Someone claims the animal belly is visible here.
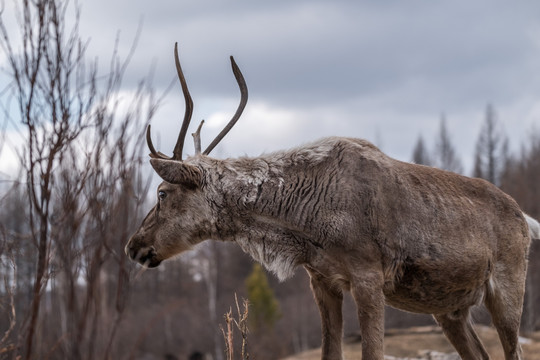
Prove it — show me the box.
[384,259,490,314]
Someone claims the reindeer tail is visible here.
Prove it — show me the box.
[524,213,540,240]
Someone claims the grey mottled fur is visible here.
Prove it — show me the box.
[126,136,535,360]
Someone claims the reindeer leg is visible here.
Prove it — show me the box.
[433,308,490,360]
[307,268,344,360]
[485,269,525,360]
[350,271,385,360]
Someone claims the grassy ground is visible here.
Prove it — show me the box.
[282,326,540,359]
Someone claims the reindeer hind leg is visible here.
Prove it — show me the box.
[433,308,490,360]
[484,269,525,360]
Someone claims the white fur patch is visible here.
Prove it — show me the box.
[236,237,297,281]
[524,213,540,240]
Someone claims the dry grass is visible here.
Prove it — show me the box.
[282,326,540,360]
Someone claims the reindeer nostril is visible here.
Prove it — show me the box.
[132,246,158,267]
[136,250,146,262]
[125,240,160,267]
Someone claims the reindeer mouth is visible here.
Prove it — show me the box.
[126,245,162,268]
[139,252,162,268]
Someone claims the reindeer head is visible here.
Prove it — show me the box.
[125,43,248,268]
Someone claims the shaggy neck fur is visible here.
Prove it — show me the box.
[193,137,370,280]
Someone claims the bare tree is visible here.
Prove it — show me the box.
[0,0,158,358]
[473,104,508,185]
[435,115,463,173]
[0,2,97,355]
[189,242,222,360]
[411,134,432,166]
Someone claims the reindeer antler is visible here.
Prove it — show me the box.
[203,56,248,155]
[147,43,193,160]
[172,42,194,160]
[146,44,248,161]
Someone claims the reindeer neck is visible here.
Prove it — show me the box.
[196,141,344,280]
[197,153,318,279]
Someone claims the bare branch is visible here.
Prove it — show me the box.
[0,258,17,352]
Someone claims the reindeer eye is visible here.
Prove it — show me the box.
[158,190,167,200]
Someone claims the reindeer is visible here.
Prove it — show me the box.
[126,44,538,360]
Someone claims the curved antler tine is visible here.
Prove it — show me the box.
[172,42,194,160]
[146,125,171,160]
[203,56,248,156]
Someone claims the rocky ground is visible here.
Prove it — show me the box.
[282,326,540,360]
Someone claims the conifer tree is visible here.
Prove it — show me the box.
[245,263,281,331]
[435,115,463,174]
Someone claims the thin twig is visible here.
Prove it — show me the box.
[220,309,234,360]
[234,295,250,360]
[220,294,250,360]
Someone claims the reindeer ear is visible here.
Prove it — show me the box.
[150,159,203,188]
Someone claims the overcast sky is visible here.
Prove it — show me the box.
[3,0,540,175]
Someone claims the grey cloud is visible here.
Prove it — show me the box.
[4,0,539,172]
[78,1,540,110]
